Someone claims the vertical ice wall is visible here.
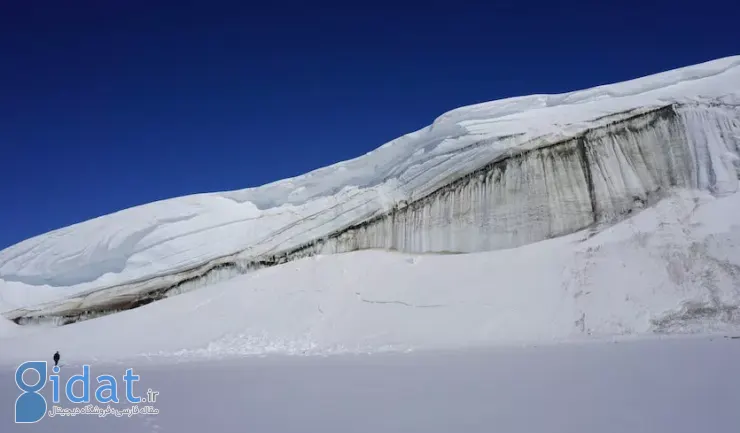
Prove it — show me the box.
[587,105,740,220]
[328,138,594,253]
[679,106,740,194]
[303,104,740,255]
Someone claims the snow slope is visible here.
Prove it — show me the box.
[0,188,738,362]
[1,56,739,311]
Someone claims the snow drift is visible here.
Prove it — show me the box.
[1,55,740,324]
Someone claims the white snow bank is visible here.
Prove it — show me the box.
[1,188,738,363]
[1,56,739,308]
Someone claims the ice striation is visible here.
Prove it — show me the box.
[2,56,740,325]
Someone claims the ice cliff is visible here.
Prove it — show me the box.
[2,55,740,324]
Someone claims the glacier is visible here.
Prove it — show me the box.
[1,187,740,362]
[1,55,740,324]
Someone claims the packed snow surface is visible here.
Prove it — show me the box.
[1,337,739,433]
[1,56,739,309]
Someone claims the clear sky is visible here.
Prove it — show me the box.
[1,0,738,250]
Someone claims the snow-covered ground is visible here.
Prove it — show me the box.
[1,187,738,363]
[1,55,739,311]
[2,336,739,433]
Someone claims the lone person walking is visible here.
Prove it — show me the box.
[53,351,60,367]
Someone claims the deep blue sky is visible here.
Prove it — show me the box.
[1,0,738,249]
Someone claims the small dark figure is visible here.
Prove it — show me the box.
[53,351,60,367]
